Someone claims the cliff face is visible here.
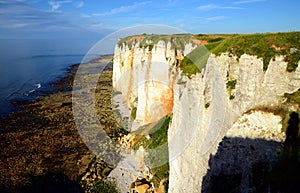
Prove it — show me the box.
[113,40,196,130]
[112,35,300,192]
[168,54,300,192]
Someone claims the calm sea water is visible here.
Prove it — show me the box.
[0,38,99,118]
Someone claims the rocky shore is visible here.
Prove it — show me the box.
[0,55,120,193]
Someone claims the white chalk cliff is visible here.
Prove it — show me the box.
[111,37,300,192]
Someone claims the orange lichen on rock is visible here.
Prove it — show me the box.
[160,87,174,116]
[126,49,135,106]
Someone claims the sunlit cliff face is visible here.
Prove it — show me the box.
[113,40,190,128]
[112,35,300,192]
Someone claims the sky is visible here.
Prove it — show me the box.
[0,0,299,39]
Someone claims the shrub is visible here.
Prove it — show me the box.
[205,103,210,108]
[226,80,237,90]
[130,106,137,120]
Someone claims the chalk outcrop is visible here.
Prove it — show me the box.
[168,53,300,192]
[113,40,196,131]
[111,35,300,193]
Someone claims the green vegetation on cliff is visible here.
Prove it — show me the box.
[178,32,300,77]
[195,32,300,72]
[132,116,171,150]
[180,45,210,77]
[226,79,237,100]
[132,116,171,190]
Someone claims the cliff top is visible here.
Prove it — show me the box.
[117,32,300,76]
[197,32,300,71]
[181,32,300,76]
[117,33,197,50]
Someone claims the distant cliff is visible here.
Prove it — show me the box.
[110,32,300,193]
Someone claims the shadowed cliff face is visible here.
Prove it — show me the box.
[285,112,300,144]
[201,137,281,193]
[269,112,300,193]
[202,112,300,193]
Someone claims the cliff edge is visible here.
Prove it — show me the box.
[110,32,300,193]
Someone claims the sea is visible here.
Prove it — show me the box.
[0,38,100,119]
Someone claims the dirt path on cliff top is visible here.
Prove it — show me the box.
[0,55,122,193]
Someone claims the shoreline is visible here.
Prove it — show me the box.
[1,62,80,121]
[0,55,115,193]
[1,53,114,121]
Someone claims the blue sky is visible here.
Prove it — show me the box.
[0,0,299,39]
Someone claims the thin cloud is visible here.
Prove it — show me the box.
[233,0,266,5]
[43,24,75,31]
[93,1,151,16]
[206,16,225,21]
[76,1,84,8]
[0,2,74,29]
[8,22,31,29]
[197,3,242,11]
[48,0,72,12]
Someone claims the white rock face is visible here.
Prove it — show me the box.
[111,40,196,192]
[168,56,231,193]
[168,54,300,193]
[226,110,285,142]
[168,58,229,192]
[113,41,181,130]
[108,148,146,193]
[112,38,300,193]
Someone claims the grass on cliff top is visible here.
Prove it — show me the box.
[117,33,195,50]
[195,32,300,72]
